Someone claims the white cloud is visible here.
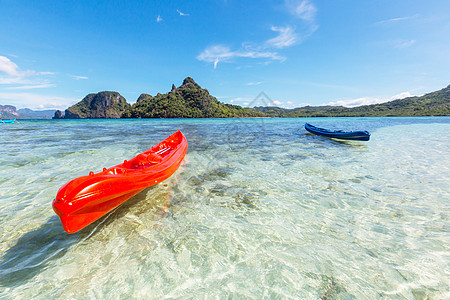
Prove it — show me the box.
[0,92,77,110]
[0,56,56,92]
[177,9,189,16]
[375,15,418,25]
[71,75,88,80]
[325,91,416,107]
[197,45,285,68]
[266,26,297,48]
[326,97,386,107]
[0,56,53,77]
[5,84,56,90]
[247,81,263,86]
[394,39,416,48]
[0,56,23,76]
[0,76,33,85]
[286,0,317,22]
[272,100,283,106]
[229,97,249,103]
[213,58,219,69]
[390,91,418,100]
[156,15,163,22]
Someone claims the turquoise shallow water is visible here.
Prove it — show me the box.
[0,117,449,299]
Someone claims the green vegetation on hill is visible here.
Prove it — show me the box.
[65,91,130,119]
[121,77,265,118]
[252,85,450,117]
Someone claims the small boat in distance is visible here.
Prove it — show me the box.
[305,123,370,141]
[0,111,18,124]
[53,130,188,233]
[1,119,18,124]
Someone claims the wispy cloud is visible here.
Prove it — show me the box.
[5,84,56,90]
[393,39,416,48]
[247,81,263,86]
[375,14,418,25]
[156,15,163,22]
[284,0,319,40]
[197,45,285,69]
[286,0,317,22]
[177,9,189,16]
[71,75,88,80]
[266,26,297,48]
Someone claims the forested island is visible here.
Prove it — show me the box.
[53,91,130,119]
[121,77,262,118]
[49,79,450,119]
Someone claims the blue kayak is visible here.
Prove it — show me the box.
[305,123,370,141]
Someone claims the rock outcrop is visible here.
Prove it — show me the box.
[64,91,131,119]
[52,110,64,119]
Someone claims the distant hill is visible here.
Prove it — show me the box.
[122,77,264,118]
[18,108,56,119]
[0,105,56,119]
[61,91,131,119]
[252,85,450,117]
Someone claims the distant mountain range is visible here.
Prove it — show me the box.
[2,80,449,120]
[0,105,56,119]
[251,85,450,117]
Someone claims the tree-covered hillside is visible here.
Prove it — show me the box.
[252,85,450,117]
[122,77,265,118]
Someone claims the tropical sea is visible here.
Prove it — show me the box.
[0,117,449,299]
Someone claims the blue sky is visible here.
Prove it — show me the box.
[0,0,449,110]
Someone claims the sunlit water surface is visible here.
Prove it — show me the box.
[0,117,449,299]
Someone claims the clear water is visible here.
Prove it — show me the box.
[0,117,449,299]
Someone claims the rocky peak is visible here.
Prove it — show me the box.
[137,93,152,102]
[52,110,64,119]
[182,77,198,87]
[64,91,130,119]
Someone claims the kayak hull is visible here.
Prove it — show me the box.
[53,130,188,233]
[1,119,17,124]
[305,123,370,141]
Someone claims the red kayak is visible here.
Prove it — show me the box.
[53,130,188,233]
